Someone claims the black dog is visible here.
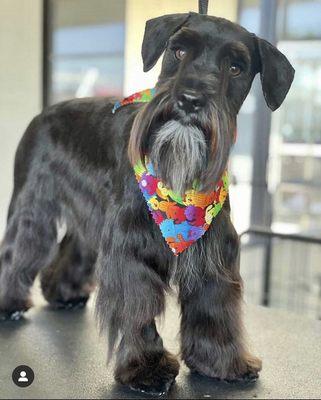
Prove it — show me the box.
[0,12,294,396]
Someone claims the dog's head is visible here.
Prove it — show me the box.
[128,12,295,194]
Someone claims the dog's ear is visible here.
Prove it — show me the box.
[257,37,295,111]
[142,13,190,72]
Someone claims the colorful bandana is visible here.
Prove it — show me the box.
[113,89,229,255]
[112,88,156,113]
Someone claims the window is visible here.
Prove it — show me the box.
[273,1,321,235]
[238,0,321,318]
[238,0,260,34]
[271,37,321,235]
[45,0,126,105]
[277,0,321,40]
[237,0,321,234]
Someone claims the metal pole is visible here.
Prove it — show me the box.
[250,0,277,228]
[250,0,278,306]
[262,236,272,306]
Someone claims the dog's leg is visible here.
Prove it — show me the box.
[40,234,96,310]
[96,237,179,396]
[114,320,179,396]
[0,195,59,321]
[178,224,262,382]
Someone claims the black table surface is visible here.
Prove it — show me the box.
[0,290,320,399]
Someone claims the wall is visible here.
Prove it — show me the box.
[123,0,238,95]
[0,0,43,235]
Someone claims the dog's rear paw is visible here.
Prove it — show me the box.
[0,309,27,322]
[49,296,89,310]
[0,299,32,322]
[116,351,179,397]
[41,273,94,311]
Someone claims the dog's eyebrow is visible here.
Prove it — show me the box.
[223,41,251,64]
[169,28,203,50]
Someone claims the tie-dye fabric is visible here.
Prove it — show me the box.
[113,88,229,255]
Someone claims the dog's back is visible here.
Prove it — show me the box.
[10,96,139,225]
[0,95,141,314]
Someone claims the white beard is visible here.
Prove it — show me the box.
[150,120,207,194]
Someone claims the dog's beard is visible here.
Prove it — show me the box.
[150,120,207,194]
[128,86,235,194]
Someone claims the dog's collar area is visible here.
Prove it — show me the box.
[114,88,229,255]
[112,88,156,113]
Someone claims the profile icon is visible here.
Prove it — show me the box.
[12,365,34,387]
[18,370,28,382]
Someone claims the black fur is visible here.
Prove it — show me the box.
[0,12,294,395]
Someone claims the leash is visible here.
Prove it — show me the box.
[198,0,209,15]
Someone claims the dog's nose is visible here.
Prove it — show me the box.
[177,92,205,113]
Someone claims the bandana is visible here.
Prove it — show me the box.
[113,89,229,255]
[112,88,156,113]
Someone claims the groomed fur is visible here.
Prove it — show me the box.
[128,77,236,194]
[150,120,207,194]
[0,11,294,396]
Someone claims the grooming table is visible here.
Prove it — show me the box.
[0,288,320,399]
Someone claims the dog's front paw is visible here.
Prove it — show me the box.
[227,354,262,383]
[186,353,262,383]
[221,354,262,383]
[129,378,174,397]
[116,351,180,397]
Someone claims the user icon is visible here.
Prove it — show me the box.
[18,371,28,382]
[12,365,34,387]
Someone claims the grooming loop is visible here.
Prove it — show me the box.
[198,0,209,15]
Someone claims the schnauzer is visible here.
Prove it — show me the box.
[0,12,294,396]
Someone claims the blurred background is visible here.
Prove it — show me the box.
[0,0,320,318]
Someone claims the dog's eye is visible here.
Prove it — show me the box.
[175,49,186,60]
[229,63,242,76]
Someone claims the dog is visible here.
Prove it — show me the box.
[0,12,294,396]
